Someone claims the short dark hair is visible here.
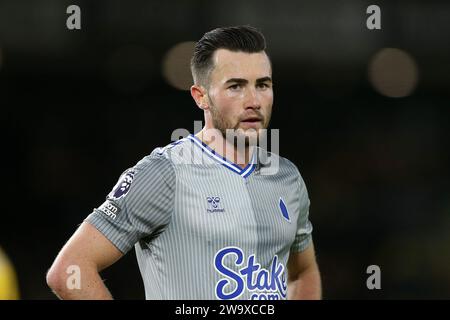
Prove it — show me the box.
[191,25,267,86]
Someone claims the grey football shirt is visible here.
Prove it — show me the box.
[85,134,313,300]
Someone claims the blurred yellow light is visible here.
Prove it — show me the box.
[0,247,20,300]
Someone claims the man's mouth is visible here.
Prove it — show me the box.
[239,117,263,131]
[240,117,262,123]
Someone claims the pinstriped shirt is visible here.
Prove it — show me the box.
[85,134,313,300]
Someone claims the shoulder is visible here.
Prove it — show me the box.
[257,148,308,190]
[279,156,302,179]
[114,140,184,188]
[257,148,301,178]
[133,136,194,169]
[131,151,175,177]
[148,136,196,165]
[126,136,198,177]
[280,157,309,197]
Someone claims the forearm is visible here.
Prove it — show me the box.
[47,264,113,300]
[287,266,322,300]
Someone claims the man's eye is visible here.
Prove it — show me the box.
[228,84,242,90]
[257,83,270,89]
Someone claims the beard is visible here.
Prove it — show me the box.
[208,99,271,148]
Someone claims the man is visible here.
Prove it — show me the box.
[46,25,321,300]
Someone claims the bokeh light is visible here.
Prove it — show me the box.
[368,48,419,98]
[162,41,195,91]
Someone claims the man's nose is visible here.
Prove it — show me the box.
[244,87,261,109]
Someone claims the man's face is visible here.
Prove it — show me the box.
[205,49,273,143]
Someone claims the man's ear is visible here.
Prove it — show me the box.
[190,84,209,110]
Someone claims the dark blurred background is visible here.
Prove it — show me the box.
[0,0,449,299]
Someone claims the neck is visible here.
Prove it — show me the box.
[195,128,254,169]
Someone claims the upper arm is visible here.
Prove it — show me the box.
[50,222,123,274]
[290,166,313,252]
[85,156,176,253]
[287,243,318,281]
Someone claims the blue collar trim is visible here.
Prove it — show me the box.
[187,134,256,178]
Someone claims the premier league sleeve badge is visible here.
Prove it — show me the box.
[108,169,136,201]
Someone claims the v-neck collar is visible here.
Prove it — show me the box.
[187,134,257,179]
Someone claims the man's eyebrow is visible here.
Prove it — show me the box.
[225,78,248,85]
[224,77,272,85]
[256,77,272,83]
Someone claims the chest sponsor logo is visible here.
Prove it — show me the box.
[214,246,287,300]
[207,196,225,213]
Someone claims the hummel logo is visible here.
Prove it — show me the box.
[207,196,225,213]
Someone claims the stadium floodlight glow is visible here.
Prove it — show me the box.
[368,48,419,98]
[162,41,196,91]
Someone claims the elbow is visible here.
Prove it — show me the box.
[46,258,79,298]
[47,258,96,299]
[46,263,66,296]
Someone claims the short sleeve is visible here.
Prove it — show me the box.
[85,155,176,254]
[290,171,313,253]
